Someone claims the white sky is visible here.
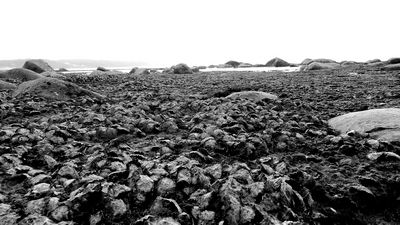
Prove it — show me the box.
[0,0,399,66]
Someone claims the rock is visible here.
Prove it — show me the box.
[150,197,182,217]
[208,65,216,68]
[162,68,174,74]
[97,66,109,72]
[367,61,385,67]
[88,70,122,76]
[151,217,181,225]
[306,58,337,65]
[366,59,381,64]
[197,66,207,69]
[172,63,193,74]
[367,152,400,161]
[50,205,70,221]
[129,67,139,74]
[57,68,68,72]
[225,60,240,68]
[384,63,400,71]
[0,68,44,81]
[225,91,278,101]
[58,165,79,178]
[134,68,150,75]
[300,58,312,65]
[40,72,65,78]
[199,210,215,224]
[18,214,56,225]
[190,67,200,73]
[217,64,233,68]
[0,203,20,225]
[240,205,256,224]
[32,183,51,195]
[204,164,222,180]
[328,108,400,141]
[137,175,154,193]
[265,57,290,67]
[26,198,46,214]
[238,63,253,68]
[349,185,375,206]
[156,178,176,197]
[12,77,105,100]
[388,57,400,64]
[0,80,17,90]
[304,62,341,71]
[109,199,127,217]
[22,59,55,73]
[341,61,358,66]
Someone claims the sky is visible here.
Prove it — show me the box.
[0,0,399,67]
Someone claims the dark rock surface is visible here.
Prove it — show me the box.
[1,66,400,224]
[266,57,290,67]
[0,68,44,81]
[22,59,55,73]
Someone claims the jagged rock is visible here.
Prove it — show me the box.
[225,91,278,101]
[109,199,127,217]
[137,175,154,193]
[0,80,17,90]
[23,59,55,73]
[32,183,51,195]
[329,108,400,141]
[199,210,215,225]
[12,77,105,100]
[204,164,222,180]
[0,68,43,81]
[266,57,290,67]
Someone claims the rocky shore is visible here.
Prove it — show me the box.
[1,60,400,224]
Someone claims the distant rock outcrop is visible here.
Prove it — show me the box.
[0,80,17,90]
[304,58,337,65]
[366,59,381,64]
[238,63,253,68]
[129,67,139,74]
[97,67,110,72]
[265,57,290,67]
[58,68,68,72]
[217,64,233,68]
[301,58,313,65]
[12,77,105,100]
[172,63,193,74]
[225,61,241,68]
[0,68,44,81]
[22,59,55,73]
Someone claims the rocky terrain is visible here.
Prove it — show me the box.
[1,64,400,224]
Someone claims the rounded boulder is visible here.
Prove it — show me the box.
[226,91,278,101]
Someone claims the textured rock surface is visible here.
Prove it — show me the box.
[22,59,55,73]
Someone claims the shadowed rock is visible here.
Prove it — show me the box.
[329,108,400,141]
[238,63,253,68]
[266,57,290,67]
[226,91,278,101]
[0,68,44,81]
[388,57,400,64]
[384,63,400,71]
[22,59,55,73]
[0,80,17,90]
[12,77,105,100]
[134,68,150,75]
[172,63,193,74]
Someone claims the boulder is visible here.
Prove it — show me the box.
[97,67,109,72]
[388,57,400,64]
[384,63,400,71]
[304,62,341,71]
[328,108,400,142]
[366,59,381,64]
[129,67,139,74]
[190,67,200,73]
[0,80,17,90]
[12,77,105,100]
[306,58,337,65]
[226,91,278,101]
[265,57,290,67]
[301,58,313,65]
[172,63,193,74]
[238,63,253,68]
[341,61,358,66]
[162,68,174,74]
[254,64,266,67]
[225,60,240,68]
[197,66,207,69]
[57,68,68,72]
[0,68,44,81]
[134,68,150,75]
[208,65,216,68]
[367,62,385,67]
[22,59,55,73]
